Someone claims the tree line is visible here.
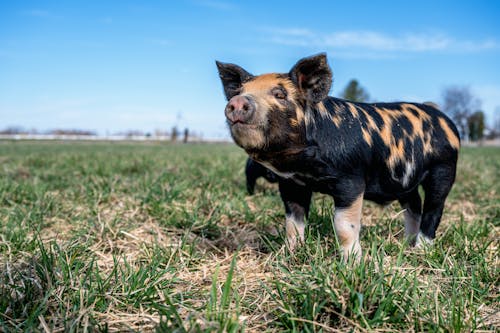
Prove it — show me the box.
[0,126,196,143]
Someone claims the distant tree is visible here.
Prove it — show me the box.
[483,108,500,140]
[50,129,96,136]
[123,130,144,138]
[467,111,485,141]
[155,129,168,137]
[442,86,481,142]
[171,126,179,142]
[341,79,370,103]
[494,107,500,139]
[0,126,25,134]
[183,128,189,143]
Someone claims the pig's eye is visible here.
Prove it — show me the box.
[272,89,287,100]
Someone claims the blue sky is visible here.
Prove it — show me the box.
[1,0,499,138]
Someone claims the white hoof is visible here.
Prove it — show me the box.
[415,232,433,248]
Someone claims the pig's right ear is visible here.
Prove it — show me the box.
[216,61,253,100]
[289,53,332,104]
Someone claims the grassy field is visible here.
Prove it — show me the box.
[0,141,498,332]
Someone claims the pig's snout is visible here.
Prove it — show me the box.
[225,96,255,124]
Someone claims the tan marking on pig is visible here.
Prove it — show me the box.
[404,104,432,121]
[295,106,305,125]
[357,106,380,147]
[374,107,413,170]
[347,102,359,118]
[400,104,435,156]
[423,132,433,155]
[374,107,396,147]
[243,74,298,99]
[242,74,281,92]
[242,74,303,126]
[387,138,406,168]
[334,194,363,261]
[361,108,378,132]
[316,101,329,117]
[362,128,372,146]
[401,105,432,140]
[316,101,343,127]
[331,115,343,128]
[289,118,299,127]
[439,117,460,149]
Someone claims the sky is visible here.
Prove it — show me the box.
[1,0,499,138]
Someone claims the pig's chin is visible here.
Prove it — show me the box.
[230,123,266,150]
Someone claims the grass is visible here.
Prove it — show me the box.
[0,140,498,332]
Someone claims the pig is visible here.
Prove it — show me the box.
[245,157,279,195]
[216,54,459,261]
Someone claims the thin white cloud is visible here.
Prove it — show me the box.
[149,38,172,46]
[266,28,499,53]
[21,9,61,19]
[23,9,50,17]
[324,31,451,51]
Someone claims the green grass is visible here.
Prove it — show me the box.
[0,141,498,332]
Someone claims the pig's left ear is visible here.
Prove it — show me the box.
[216,61,254,100]
[289,53,332,104]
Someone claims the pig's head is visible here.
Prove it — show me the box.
[216,54,332,152]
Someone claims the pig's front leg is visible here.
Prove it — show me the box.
[333,193,364,262]
[279,179,312,251]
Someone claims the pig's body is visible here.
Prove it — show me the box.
[217,54,459,260]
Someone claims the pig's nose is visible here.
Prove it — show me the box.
[225,96,255,124]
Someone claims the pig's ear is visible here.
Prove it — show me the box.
[216,61,253,100]
[289,53,332,104]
